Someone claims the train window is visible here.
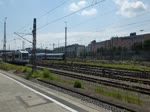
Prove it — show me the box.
[15,54,19,58]
[22,53,28,59]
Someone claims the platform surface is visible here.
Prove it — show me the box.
[0,71,109,112]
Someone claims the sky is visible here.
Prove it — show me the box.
[0,0,150,50]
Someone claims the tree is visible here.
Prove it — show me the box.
[113,47,116,52]
[143,39,150,51]
[118,46,122,52]
[123,47,127,52]
[131,42,143,51]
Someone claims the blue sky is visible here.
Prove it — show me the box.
[0,0,150,50]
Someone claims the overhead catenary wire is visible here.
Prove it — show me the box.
[54,26,150,48]
[37,0,106,30]
[27,8,150,49]
[49,19,150,47]
[68,8,118,30]
[7,0,150,50]
[68,9,150,32]
[63,9,150,45]
[6,0,71,41]
[20,0,70,32]
[66,18,150,41]
[37,0,70,19]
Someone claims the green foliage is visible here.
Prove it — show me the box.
[16,66,22,72]
[32,70,43,78]
[25,70,32,80]
[48,73,58,80]
[95,86,141,105]
[43,68,50,78]
[43,68,58,80]
[21,66,28,73]
[0,62,7,70]
[97,47,104,54]
[0,63,24,71]
[117,46,122,51]
[74,80,82,88]
[131,39,150,51]
[143,39,150,50]
[131,42,143,51]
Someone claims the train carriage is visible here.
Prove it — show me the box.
[46,53,65,60]
[5,50,29,65]
[30,53,65,60]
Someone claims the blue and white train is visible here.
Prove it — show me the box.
[29,53,65,60]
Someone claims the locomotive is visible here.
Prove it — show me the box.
[0,50,29,65]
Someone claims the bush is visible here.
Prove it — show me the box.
[21,67,28,73]
[0,63,7,70]
[43,68,50,78]
[42,68,58,80]
[49,73,58,80]
[32,70,42,78]
[25,70,32,80]
[74,80,82,88]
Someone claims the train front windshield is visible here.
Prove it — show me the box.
[22,53,28,60]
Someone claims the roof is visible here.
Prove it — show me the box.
[16,50,29,53]
[46,53,64,56]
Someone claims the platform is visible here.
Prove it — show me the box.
[0,70,108,112]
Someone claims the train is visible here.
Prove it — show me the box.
[29,53,65,60]
[0,50,65,65]
[0,50,29,65]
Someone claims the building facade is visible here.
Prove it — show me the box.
[87,33,150,52]
[54,44,85,58]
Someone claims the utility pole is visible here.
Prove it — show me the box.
[3,17,7,61]
[58,41,59,53]
[53,43,55,50]
[65,22,67,62]
[22,41,25,50]
[32,18,36,72]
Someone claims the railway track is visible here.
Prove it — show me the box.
[36,61,150,85]
[36,78,148,112]
[35,66,150,95]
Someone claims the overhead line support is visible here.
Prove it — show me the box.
[32,18,37,72]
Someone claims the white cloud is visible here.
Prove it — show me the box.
[81,8,97,16]
[68,0,97,16]
[78,1,87,7]
[69,0,87,12]
[114,0,147,17]
[69,3,80,12]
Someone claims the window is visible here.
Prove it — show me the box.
[15,54,19,58]
[22,53,28,59]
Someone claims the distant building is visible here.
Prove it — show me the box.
[86,40,97,53]
[25,47,52,54]
[54,44,85,58]
[87,33,150,52]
